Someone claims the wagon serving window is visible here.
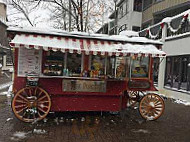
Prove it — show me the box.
[67,53,82,76]
[131,56,149,78]
[90,55,106,77]
[107,56,130,78]
[43,51,64,76]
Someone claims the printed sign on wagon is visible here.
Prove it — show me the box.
[63,79,106,92]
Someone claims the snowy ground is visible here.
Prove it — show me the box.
[0,93,190,142]
[1,71,190,142]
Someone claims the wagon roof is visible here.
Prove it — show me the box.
[8,27,166,57]
[7,27,163,45]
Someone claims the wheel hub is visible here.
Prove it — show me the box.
[27,96,37,108]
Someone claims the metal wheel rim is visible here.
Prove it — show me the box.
[127,91,139,107]
[12,87,51,123]
[139,93,164,121]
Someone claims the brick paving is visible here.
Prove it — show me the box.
[0,71,12,94]
[0,96,190,142]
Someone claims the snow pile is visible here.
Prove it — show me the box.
[33,129,46,134]
[81,117,85,122]
[119,30,139,37]
[0,91,8,96]
[12,33,165,56]
[59,117,64,122]
[146,116,155,121]
[0,82,12,92]
[43,118,48,123]
[131,129,150,134]
[11,131,28,140]
[162,17,172,23]
[9,67,14,73]
[6,118,13,122]
[174,99,190,106]
[7,85,13,97]
[0,0,6,5]
[8,26,162,45]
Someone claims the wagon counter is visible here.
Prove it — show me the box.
[8,27,166,122]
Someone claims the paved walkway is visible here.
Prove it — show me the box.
[0,96,190,142]
[0,71,12,94]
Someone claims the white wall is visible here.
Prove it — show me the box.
[158,33,190,102]
[129,11,142,28]
[164,34,190,56]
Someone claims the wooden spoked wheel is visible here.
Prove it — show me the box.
[139,93,164,121]
[127,91,139,107]
[12,87,51,123]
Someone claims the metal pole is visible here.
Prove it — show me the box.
[69,0,71,32]
[114,0,117,35]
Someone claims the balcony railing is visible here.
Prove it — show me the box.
[139,9,190,40]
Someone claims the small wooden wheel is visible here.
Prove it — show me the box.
[139,93,164,121]
[127,91,140,107]
[12,87,51,123]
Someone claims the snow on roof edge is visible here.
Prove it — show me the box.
[7,27,163,45]
[0,0,6,5]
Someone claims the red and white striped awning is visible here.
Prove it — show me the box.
[10,34,166,57]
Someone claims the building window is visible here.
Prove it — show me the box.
[118,4,124,19]
[143,0,152,10]
[164,55,190,91]
[154,0,163,3]
[142,20,152,30]
[126,0,129,14]
[181,57,188,90]
[132,26,141,32]
[165,57,172,87]
[134,0,142,12]
[119,24,128,33]
[172,57,180,89]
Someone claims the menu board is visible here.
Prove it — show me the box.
[18,48,42,77]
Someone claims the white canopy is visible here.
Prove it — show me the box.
[10,32,166,57]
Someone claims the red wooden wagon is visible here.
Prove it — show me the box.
[7,27,166,122]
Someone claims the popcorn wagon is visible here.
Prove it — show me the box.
[8,27,166,122]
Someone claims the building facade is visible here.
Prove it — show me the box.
[97,0,190,35]
[142,0,190,29]
[139,9,190,101]
[0,0,12,70]
[97,0,142,35]
[97,0,190,101]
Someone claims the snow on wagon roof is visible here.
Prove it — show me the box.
[8,27,166,57]
[7,27,163,45]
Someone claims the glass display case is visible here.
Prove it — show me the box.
[131,56,149,78]
[43,51,64,76]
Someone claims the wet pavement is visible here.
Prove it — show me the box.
[0,71,12,94]
[0,94,190,142]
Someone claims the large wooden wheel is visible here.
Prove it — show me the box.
[127,91,140,107]
[12,87,51,123]
[139,93,164,121]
